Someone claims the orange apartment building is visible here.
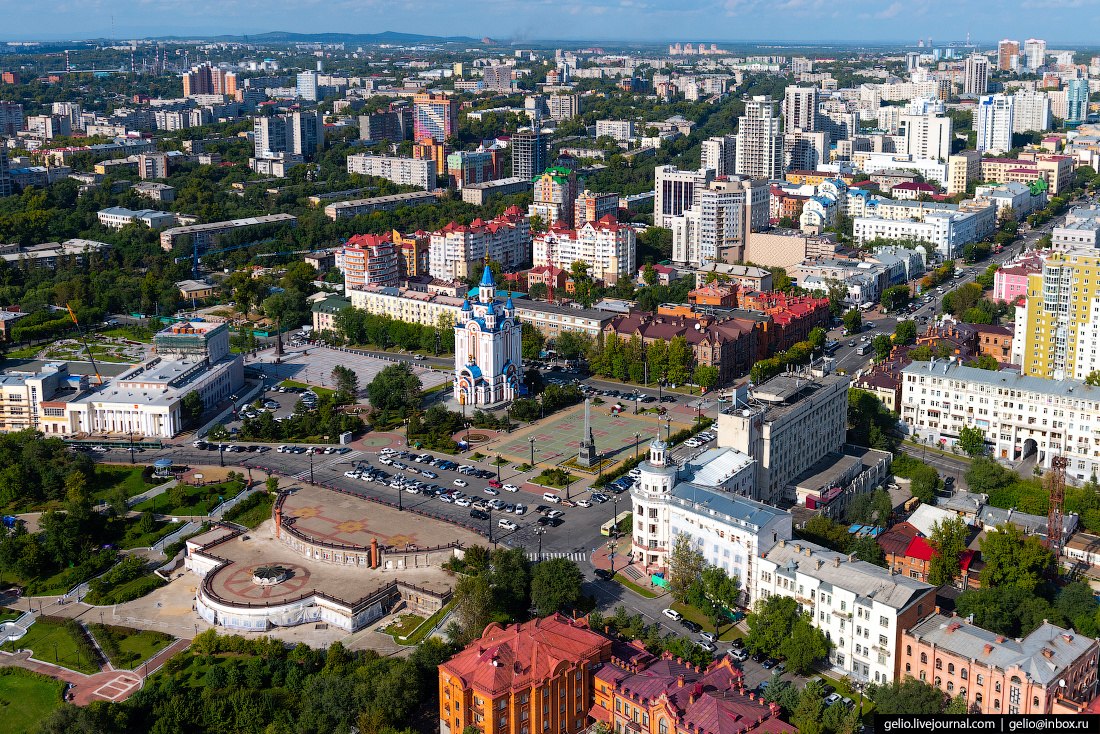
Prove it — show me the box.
[974,324,1014,363]
[395,229,430,277]
[688,283,738,308]
[903,613,1100,714]
[592,647,794,734]
[438,615,611,734]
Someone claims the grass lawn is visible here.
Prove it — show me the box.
[397,600,455,646]
[133,481,244,516]
[531,470,581,489]
[118,518,177,549]
[223,492,274,529]
[99,326,154,342]
[0,668,65,734]
[3,345,42,359]
[279,380,336,401]
[670,602,743,642]
[90,465,164,503]
[0,608,19,623]
[87,624,173,670]
[0,617,100,675]
[384,613,425,640]
[84,572,166,606]
[614,574,659,599]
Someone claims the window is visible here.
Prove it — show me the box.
[976,674,984,686]
[921,652,928,664]
[906,663,911,673]
[880,616,889,627]
[906,645,912,657]
[948,663,955,675]
[1033,697,1040,709]
[659,721,668,734]
[935,658,942,670]
[961,669,968,681]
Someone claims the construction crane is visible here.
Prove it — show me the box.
[1047,455,1068,555]
[65,304,104,386]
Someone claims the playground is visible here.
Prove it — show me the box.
[484,401,691,472]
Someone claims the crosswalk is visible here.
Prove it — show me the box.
[293,450,364,480]
[527,551,588,562]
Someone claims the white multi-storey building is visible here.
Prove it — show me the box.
[595,119,636,144]
[899,111,952,161]
[97,207,176,230]
[1024,39,1047,71]
[653,166,714,228]
[428,206,531,282]
[783,86,819,134]
[901,360,1100,481]
[532,216,636,283]
[700,135,737,176]
[1011,90,1053,134]
[346,154,437,190]
[754,539,936,685]
[963,54,990,96]
[853,200,996,259]
[454,265,523,407]
[669,177,769,267]
[736,96,783,180]
[975,95,1015,155]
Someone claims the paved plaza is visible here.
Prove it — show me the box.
[484,402,691,470]
[252,346,450,395]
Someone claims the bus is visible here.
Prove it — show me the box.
[601,511,632,536]
[824,340,840,356]
[860,302,876,312]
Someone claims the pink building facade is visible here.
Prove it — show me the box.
[992,253,1044,302]
[902,613,1099,715]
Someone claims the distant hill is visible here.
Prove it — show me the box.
[153,31,481,44]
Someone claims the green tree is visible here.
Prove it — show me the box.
[968,354,999,370]
[791,682,825,734]
[181,391,204,427]
[778,614,830,675]
[366,363,422,419]
[868,677,947,714]
[692,364,720,391]
[642,263,658,286]
[451,574,494,645]
[957,425,986,457]
[979,524,1056,592]
[850,535,887,567]
[265,476,279,494]
[881,285,911,312]
[872,334,893,361]
[945,694,971,714]
[667,533,705,603]
[927,517,969,586]
[745,595,799,657]
[553,331,591,361]
[894,320,917,345]
[666,336,692,385]
[530,558,584,616]
[695,565,740,636]
[842,309,863,334]
[1087,371,1100,387]
[521,322,545,360]
[331,365,359,405]
[910,465,941,504]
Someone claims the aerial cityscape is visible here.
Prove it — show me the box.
[1,10,1100,733]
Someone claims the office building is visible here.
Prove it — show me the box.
[903,613,1099,715]
[669,177,769,266]
[438,614,610,734]
[853,201,996,259]
[412,93,458,143]
[341,233,401,290]
[653,165,715,228]
[717,371,849,504]
[593,649,795,734]
[783,86,819,134]
[1024,39,1047,71]
[529,167,580,228]
[735,96,783,180]
[446,150,500,189]
[900,359,1100,481]
[532,215,636,283]
[0,101,23,136]
[510,128,549,181]
[628,435,788,587]
[755,539,936,685]
[900,110,953,161]
[998,40,1020,71]
[574,190,619,227]
[1066,79,1090,124]
[700,135,736,176]
[963,54,990,96]
[346,154,436,190]
[975,94,1015,155]
[548,94,580,120]
[1012,90,1053,133]
[428,207,531,281]
[359,108,412,142]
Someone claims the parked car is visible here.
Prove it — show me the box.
[497,519,518,531]
[680,620,701,634]
[662,608,682,621]
[697,641,717,653]
[502,484,519,492]
[825,693,842,707]
[453,479,468,487]
[543,492,562,503]
[700,631,717,643]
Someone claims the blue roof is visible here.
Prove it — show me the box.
[505,296,514,309]
[462,364,483,379]
[461,298,472,311]
[480,264,495,287]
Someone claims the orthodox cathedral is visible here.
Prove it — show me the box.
[454,264,524,406]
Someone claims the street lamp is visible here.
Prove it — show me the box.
[128,430,135,464]
[665,418,672,441]
[219,445,225,467]
[634,433,640,460]
[529,437,536,469]
[565,478,573,501]
[487,507,493,545]
[309,450,314,484]
[495,457,501,483]
[534,526,545,562]
[607,537,617,575]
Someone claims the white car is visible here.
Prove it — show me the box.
[576,500,592,508]
[502,484,519,492]
[662,608,682,621]
[439,494,454,503]
[455,497,472,507]
[453,479,468,487]
[543,492,562,503]
[514,504,528,515]
[484,487,500,496]
[497,519,518,531]
[344,471,360,479]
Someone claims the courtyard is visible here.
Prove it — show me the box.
[251,346,450,395]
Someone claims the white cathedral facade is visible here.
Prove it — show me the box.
[454,265,524,407]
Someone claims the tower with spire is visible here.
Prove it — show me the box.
[454,260,523,407]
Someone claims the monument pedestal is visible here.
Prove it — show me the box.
[575,397,599,468]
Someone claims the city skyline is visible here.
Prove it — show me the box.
[5,0,1100,45]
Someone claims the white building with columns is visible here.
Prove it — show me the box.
[453,264,523,407]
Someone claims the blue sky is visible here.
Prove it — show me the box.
[4,0,1100,44]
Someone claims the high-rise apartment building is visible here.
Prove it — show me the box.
[700,135,737,176]
[427,207,530,281]
[138,153,169,180]
[0,145,10,198]
[817,104,858,142]
[1066,78,1090,124]
[574,190,619,227]
[1024,39,1047,71]
[998,39,1020,71]
[782,86,818,134]
[735,95,783,180]
[653,165,714,228]
[963,54,990,96]
[1012,90,1053,133]
[1020,248,1100,381]
[529,167,580,228]
[359,108,412,142]
[0,101,23,136]
[548,94,580,120]
[412,93,458,143]
[341,233,401,291]
[296,71,319,101]
[899,110,952,161]
[254,111,323,160]
[182,63,234,97]
[482,65,513,92]
[974,94,1014,155]
[346,154,437,190]
[946,150,981,195]
[510,128,548,181]
[670,177,769,266]
[783,130,830,171]
[532,216,636,283]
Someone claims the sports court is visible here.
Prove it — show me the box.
[485,401,691,470]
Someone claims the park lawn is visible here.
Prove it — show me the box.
[278,380,336,401]
[0,608,19,623]
[90,465,163,503]
[99,326,154,342]
[397,600,455,646]
[3,344,42,359]
[531,470,581,489]
[87,624,173,670]
[84,572,166,606]
[223,493,274,529]
[670,602,742,642]
[0,617,100,675]
[384,613,425,640]
[118,518,177,550]
[0,668,65,734]
[614,574,659,599]
[133,481,244,516]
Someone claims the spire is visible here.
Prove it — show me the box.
[480,263,495,287]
